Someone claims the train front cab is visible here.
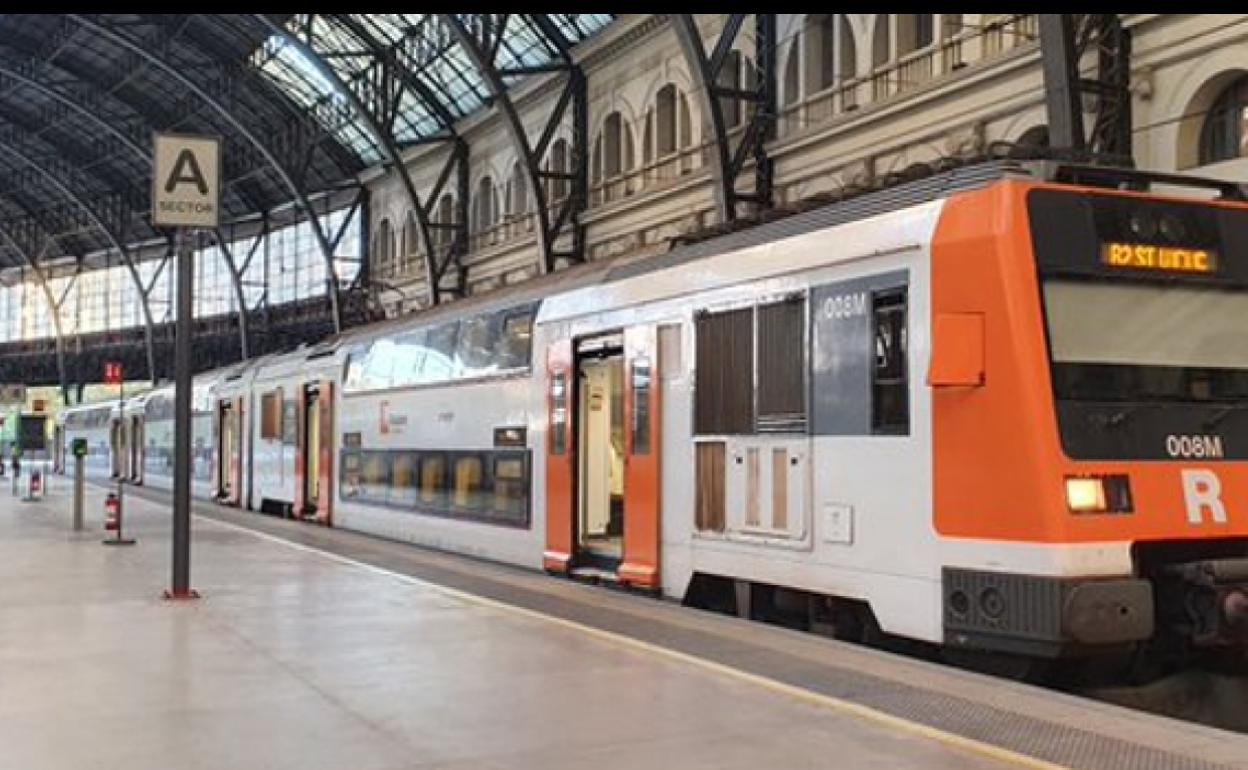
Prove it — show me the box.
[544,324,662,589]
[931,176,1248,660]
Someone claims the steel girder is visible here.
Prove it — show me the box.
[0,226,69,399]
[326,14,471,304]
[0,44,275,226]
[444,14,589,274]
[71,14,348,332]
[1039,14,1133,167]
[256,14,465,308]
[0,142,159,384]
[674,14,777,223]
[0,87,254,366]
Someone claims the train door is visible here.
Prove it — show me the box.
[110,417,123,478]
[130,415,143,484]
[295,381,334,524]
[216,399,243,504]
[545,327,661,588]
[576,339,625,568]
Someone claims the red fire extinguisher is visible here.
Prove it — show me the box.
[104,492,120,531]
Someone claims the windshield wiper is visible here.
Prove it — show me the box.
[1203,404,1241,431]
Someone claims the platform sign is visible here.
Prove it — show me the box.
[0,384,25,405]
[152,133,221,229]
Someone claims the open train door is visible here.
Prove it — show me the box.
[215,397,243,505]
[130,414,143,484]
[543,338,575,574]
[619,325,661,589]
[109,416,122,478]
[295,380,334,525]
[544,327,661,590]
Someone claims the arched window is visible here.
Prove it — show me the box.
[718,51,747,128]
[435,194,455,248]
[782,41,800,107]
[545,139,569,203]
[897,14,935,57]
[373,218,393,277]
[1200,76,1248,165]
[872,14,889,69]
[506,161,528,219]
[403,212,421,274]
[592,112,634,184]
[802,14,856,96]
[472,176,496,234]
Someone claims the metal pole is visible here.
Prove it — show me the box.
[168,226,198,599]
[73,453,84,531]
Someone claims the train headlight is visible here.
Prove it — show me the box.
[1065,477,1106,512]
[1064,474,1133,514]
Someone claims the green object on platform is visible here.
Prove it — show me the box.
[71,438,88,458]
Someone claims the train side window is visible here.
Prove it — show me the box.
[260,389,282,440]
[756,296,807,433]
[391,329,428,389]
[631,359,652,455]
[422,321,461,383]
[418,453,448,508]
[550,371,568,455]
[340,450,362,500]
[390,452,418,508]
[499,310,534,370]
[694,307,755,434]
[361,451,392,503]
[492,454,528,522]
[871,288,909,434]
[452,454,485,511]
[457,314,501,379]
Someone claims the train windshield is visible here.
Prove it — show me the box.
[1043,278,1248,402]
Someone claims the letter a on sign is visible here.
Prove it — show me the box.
[152,133,221,229]
[165,150,209,195]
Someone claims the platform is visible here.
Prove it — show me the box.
[0,485,1245,770]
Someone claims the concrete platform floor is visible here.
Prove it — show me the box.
[0,484,1018,770]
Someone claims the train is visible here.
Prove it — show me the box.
[55,160,1248,674]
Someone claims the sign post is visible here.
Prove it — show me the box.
[102,361,134,545]
[153,132,221,600]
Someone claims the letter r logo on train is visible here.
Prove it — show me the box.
[1182,469,1228,525]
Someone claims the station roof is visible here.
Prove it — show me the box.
[0,13,614,270]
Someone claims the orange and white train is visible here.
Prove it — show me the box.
[59,161,1248,664]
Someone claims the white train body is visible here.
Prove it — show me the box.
[65,169,1248,660]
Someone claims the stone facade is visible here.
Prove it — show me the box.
[364,14,1248,315]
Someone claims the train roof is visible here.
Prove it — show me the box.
[213,158,1248,372]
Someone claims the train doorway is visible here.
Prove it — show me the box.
[110,418,124,478]
[217,400,239,503]
[130,415,143,483]
[295,381,333,525]
[302,384,321,518]
[576,344,626,568]
[541,325,661,589]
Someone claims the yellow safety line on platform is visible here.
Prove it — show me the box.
[195,513,1071,770]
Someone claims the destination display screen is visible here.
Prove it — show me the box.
[1028,188,1248,284]
[1100,242,1217,274]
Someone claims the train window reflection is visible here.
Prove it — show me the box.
[360,451,392,502]
[419,454,447,507]
[390,453,417,507]
[453,455,485,510]
[457,315,500,378]
[493,455,527,517]
[423,322,461,381]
